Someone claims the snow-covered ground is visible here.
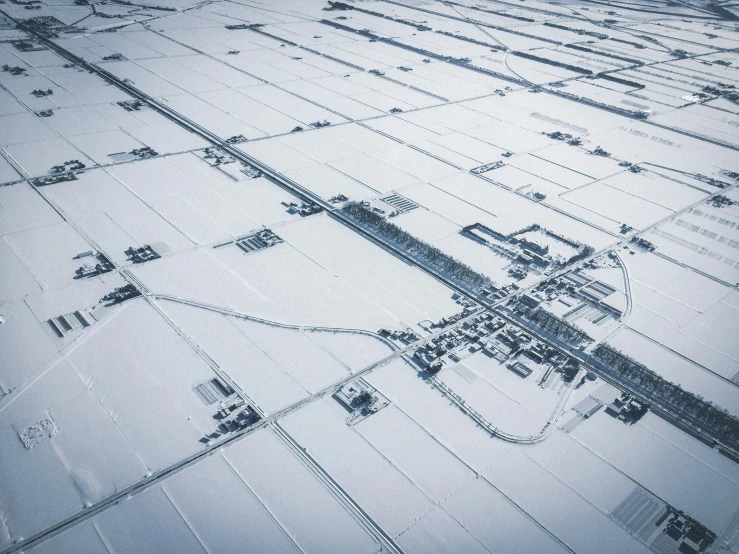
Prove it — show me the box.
[1,0,738,551]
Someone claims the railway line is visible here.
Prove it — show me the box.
[272,423,404,554]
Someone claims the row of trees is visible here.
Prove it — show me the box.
[551,89,649,119]
[543,21,609,40]
[511,51,593,75]
[523,307,592,346]
[322,21,477,68]
[596,74,645,89]
[463,3,535,23]
[593,345,739,451]
[564,45,643,66]
[435,30,506,51]
[325,2,431,31]
[341,203,493,292]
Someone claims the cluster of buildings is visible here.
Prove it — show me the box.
[378,327,419,345]
[283,200,322,217]
[226,134,248,144]
[470,160,505,174]
[100,284,141,304]
[483,280,523,301]
[708,194,736,209]
[235,228,283,254]
[208,397,259,440]
[201,147,235,166]
[74,251,114,279]
[412,313,503,370]
[630,236,657,251]
[47,309,92,339]
[544,130,583,146]
[519,267,623,334]
[130,146,158,159]
[483,325,532,361]
[192,379,261,443]
[2,64,26,75]
[12,39,44,52]
[587,383,649,426]
[199,148,262,178]
[409,305,572,385]
[33,171,77,186]
[334,379,389,425]
[486,328,568,384]
[522,189,548,203]
[463,222,590,279]
[240,163,262,178]
[51,159,85,173]
[660,511,715,554]
[382,193,418,214]
[125,244,162,264]
[605,394,649,424]
[19,417,58,450]
[328,194,348,204]
[117,99,146,111]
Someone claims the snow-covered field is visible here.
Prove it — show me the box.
[1,0,738,551]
